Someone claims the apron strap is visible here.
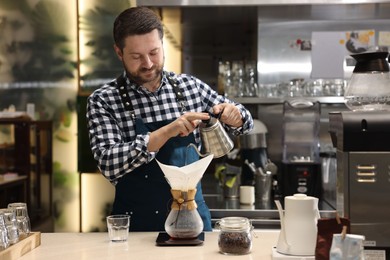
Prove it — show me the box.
[167,76,187,113]
[109,75,136,120]
[113,74,187,119]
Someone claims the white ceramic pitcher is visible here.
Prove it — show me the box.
[275,194,320,256]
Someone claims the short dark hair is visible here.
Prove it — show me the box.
[113,7,164,50]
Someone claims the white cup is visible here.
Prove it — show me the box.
[26,103,35,120]
[106,215,130,242]
[239,186,255,205]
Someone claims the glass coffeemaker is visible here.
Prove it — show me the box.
[280,100,322,199]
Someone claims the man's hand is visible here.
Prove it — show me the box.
[171,112,210,137]
[212,103,242,127]
[147,112,210,152]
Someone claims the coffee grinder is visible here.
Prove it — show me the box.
[240,119,269,186]
[329,51,390,256]
[280,100,322,199]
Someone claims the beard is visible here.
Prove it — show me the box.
[125,63,163,86]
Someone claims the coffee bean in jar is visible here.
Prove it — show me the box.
[216,217,253,255]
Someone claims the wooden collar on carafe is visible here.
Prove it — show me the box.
[170,189,197,210]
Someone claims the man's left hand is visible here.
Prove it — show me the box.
[212,103,243,128]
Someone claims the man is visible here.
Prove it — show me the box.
[86,6,253,232]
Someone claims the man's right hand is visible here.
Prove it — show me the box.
[170,112,210,137]
[147,112,210,152]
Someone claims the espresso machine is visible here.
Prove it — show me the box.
[329,111,390,254]
[280,100,322,199]
[329,51,390,256]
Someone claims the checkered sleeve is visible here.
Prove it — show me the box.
[86,88,155,185]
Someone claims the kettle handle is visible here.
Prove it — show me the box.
[217,108,225,120]
[202,108,225,124]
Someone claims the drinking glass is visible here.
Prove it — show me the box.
[259,83,278,97]
[8,202,31,238]
[304,79,324,97]
[106,215,130,242]
[0,208,19,244]
[0,214,10,250]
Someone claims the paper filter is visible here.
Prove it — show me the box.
[157,154,214,191]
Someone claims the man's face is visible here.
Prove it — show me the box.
[115,29,164,86]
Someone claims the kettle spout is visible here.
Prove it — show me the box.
[187,143,210,158]
[275,200,291,253]
[275,200,285,226]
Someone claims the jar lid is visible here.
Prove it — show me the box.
[217,217,252,231]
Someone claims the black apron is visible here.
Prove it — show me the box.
[111,74,212,231]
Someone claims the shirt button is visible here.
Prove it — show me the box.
[129,212,133,215]
[155,211,159,214]
[145,175,148,178]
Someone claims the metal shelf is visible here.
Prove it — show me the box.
[137,0,388,7]
[231,96,345,104]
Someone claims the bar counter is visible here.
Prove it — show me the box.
[19,230,280,260]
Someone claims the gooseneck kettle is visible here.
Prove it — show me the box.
[198,111,234,158]
[275,194,320,256]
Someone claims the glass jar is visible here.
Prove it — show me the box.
[216,217,253,255]
[344,51,390,111]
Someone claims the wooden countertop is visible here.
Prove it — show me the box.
[18,231,280,260]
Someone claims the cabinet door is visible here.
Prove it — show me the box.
[29,121,53,225]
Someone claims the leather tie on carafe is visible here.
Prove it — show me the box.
[170,189,197,210]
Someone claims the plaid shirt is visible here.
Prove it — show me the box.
[86,70,253,185]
